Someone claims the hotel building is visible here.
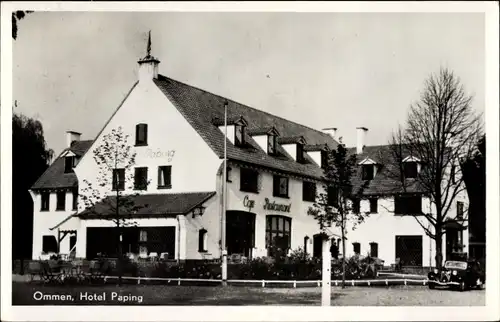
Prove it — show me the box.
[29,45,468,267]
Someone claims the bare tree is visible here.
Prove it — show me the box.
[308,139,368,288]
[389,67,483,269]
[79,126,149,285]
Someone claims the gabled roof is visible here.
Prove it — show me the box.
[278,135,307,145]
[304,143,329,152]
[154,75,338,180]
[348,144,426,196]
[78,191,216,219]
[247,126,281,137]
[31,140,94,190]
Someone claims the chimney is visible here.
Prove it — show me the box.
[356,127,368,154]
[137,31,160,82]
[66,131,81,148]
[322,127,337,139]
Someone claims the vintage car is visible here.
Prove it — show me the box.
[428,260,485,291]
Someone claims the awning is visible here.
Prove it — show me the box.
[77,191,216,219]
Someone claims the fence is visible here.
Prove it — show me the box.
[101,275,429,288]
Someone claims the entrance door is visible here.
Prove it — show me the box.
[226,211,255,258]
[395,235,422,267]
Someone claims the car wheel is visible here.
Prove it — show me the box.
[459,281,466,292]
[428,282,435,289]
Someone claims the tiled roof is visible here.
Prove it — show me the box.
[277,136,307,145]
[154,75,338,180]
[304,143,329,152]
[348,144,426,196]
[78,191,216,219]
[31,140,94,190]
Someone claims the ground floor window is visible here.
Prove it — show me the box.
[86,226,176,260]
[370,242,378,258]
[395,235,422,266]
[42,235,57,253]
[352,242,361,255]
[198,229,208,252]
[265,215,291,258]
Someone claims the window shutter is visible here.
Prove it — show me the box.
[143,124,148,144]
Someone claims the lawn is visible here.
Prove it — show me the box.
[12,282,485,306]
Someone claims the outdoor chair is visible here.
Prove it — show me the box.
[41,261,63,284]
[27,261,43,282]
[78,260,96,284]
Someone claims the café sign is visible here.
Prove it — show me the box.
[243,196,291,213]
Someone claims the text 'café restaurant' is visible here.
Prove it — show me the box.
[30,47,342,262]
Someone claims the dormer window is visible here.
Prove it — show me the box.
[235,124,245,147]
[362,164,374,180]
[267,134,276,155]
[64,156,76,173]
[402,156,421,179]
[359,158,378,180]
[403,162,418,179]
[296,143,305,163]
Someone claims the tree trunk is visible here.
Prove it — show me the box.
[341,226,346,289]
[117,224,123,286]
[435,231,443,269]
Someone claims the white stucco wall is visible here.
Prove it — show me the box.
[75,79,221,197]
[223,165,322,258]
[31,190,80,259]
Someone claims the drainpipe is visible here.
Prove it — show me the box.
[176,216,181,262]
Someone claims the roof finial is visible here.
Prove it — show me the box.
[147,30,152,57]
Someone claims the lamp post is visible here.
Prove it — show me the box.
[321,234,332,306]
[221,100,228,286]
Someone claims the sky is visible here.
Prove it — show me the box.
[13,12,485,157]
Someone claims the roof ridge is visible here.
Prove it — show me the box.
[158,74,335,141]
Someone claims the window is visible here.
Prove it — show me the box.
[304,236,310,255]
[56,191,66,211]
[327,186,338,207]
[352,242,361,255]
[112,168,125,191]
[457,201,464,219]
[240,168,259,193]
[352,198,360,214]
[158,166,172,189]
[265,215,291,257]
[41,192,50,211]
[273,175,289,198]
[321,150,328,169]
[134,167,148,190]
[198,229,208,252]
[42,235,58,253]
[139,230,148,242]
[226,166,232,182]
[394,195,422,215]
[135,123,148,146]
[267,135,276,155]
[72,189,78,210]
[302,181,316,202]
[296,143,305,163]
[369,198,378,214]
[362,164,374,180]
[403,162,418,179]
[370,242,378,258]
[64,156,75,173]
[235,124,245,147]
